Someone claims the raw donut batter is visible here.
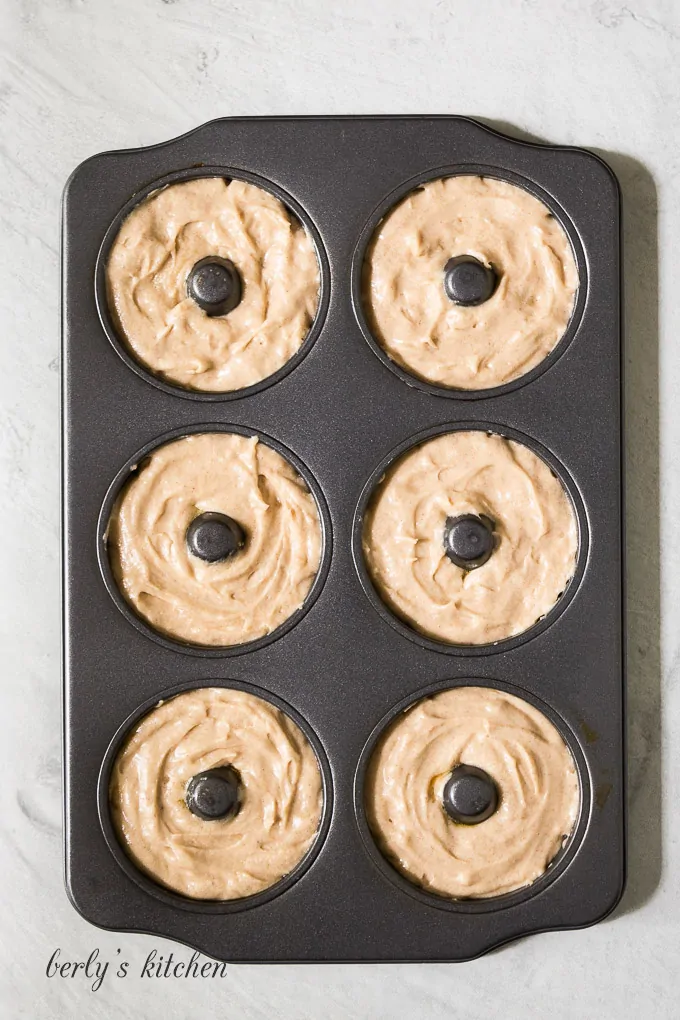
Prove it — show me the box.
[363,175,578,390]
[362,430,577,645]
[110,687,323,900]
[365,686,580,899]
[106,177,320,392]
[107,432,322,646]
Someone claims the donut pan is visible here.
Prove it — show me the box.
[62,116,624,962]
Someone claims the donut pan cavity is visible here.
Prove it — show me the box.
[95,165,331,401]
[62,116,623,962]
[96,423,333,657]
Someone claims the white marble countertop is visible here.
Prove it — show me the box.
[1,0,677,1015]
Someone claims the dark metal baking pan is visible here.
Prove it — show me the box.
[62,116,624,962]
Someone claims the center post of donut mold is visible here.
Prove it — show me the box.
[186,256,243,318]
[185,765,242,821]
[442,764,500,824]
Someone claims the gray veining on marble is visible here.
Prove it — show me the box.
[1,0,678,1016]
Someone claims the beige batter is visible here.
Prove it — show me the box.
[106,177,320,392]
[366,686,580,899]
[363,175,578,390]
[110,687,323,900]
[108,432,322,647]
[362,430,577,645]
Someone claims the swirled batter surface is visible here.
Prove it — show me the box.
[363,175,578,390]
[110,687,323,900]
[366,686,580,899]
[108,432,322,646]
[362,431,577,645]
[106,177,320,392]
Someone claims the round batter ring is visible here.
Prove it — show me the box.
[352,422,587,656]
[98,680,332,912]
[355,680,588,911]
[97,424,332,658]
[95,166,330,401]
[353,166,584,399]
